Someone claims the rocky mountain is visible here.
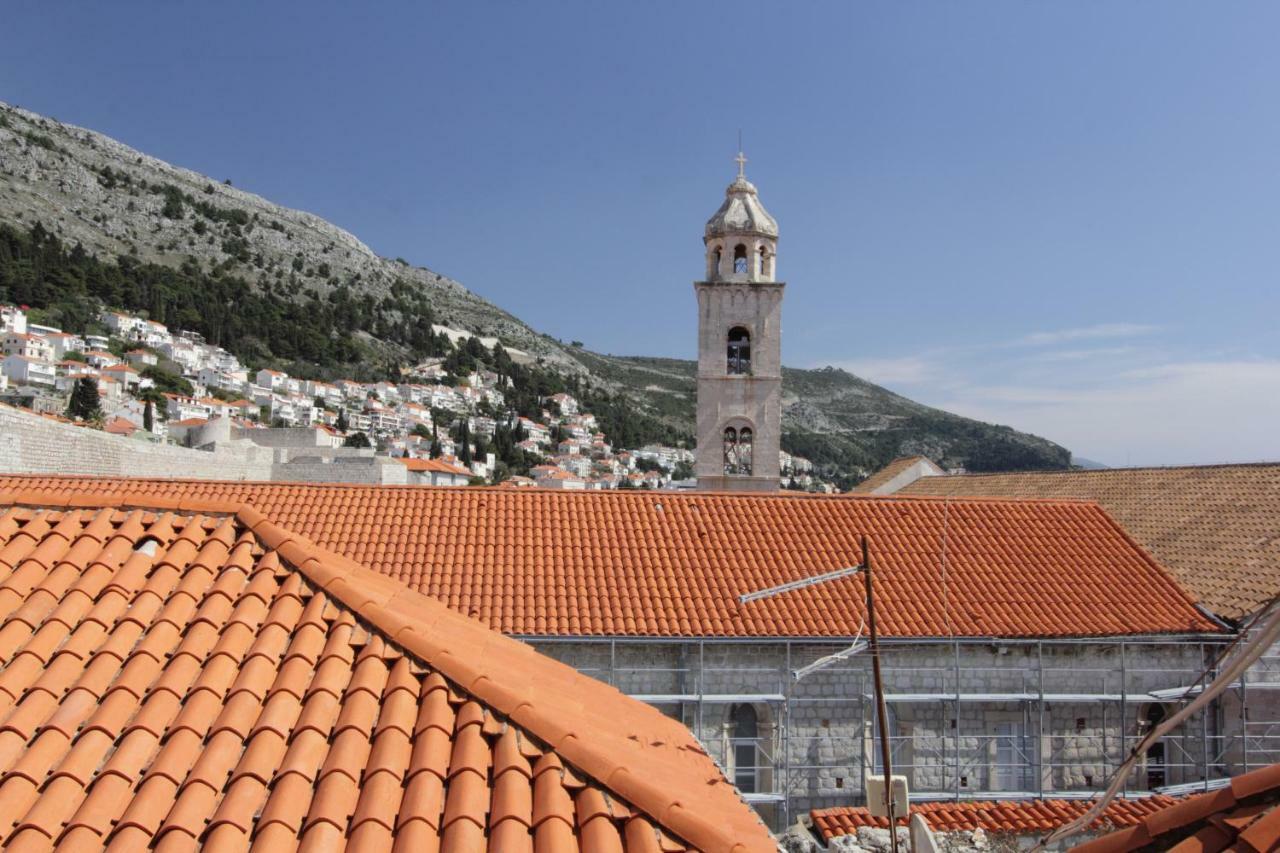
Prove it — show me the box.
[0,102,575,369]
[0,101,1071,485]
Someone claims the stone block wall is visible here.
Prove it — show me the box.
[528,637,1229,830]
[0,405,408,485]
[0,404,273,480]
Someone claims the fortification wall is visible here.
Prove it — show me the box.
[0,404,272,480]
[0,405,405,484]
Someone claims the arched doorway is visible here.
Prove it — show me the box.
[1145,704,1167,789]
[731,703,760,793]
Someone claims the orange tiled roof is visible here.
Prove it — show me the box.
[0,477,1221,640]
[811,797,1182,840]
[899,462,1280,620]
[1070,763,1280,852]
[396,458,472,476]
[101,417,137,437]
[0,492,773,852]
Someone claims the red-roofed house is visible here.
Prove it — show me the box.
[396,456,472,486]
[2,331,53,361]
[102,415,139,437]
[1,354,56,387]
[99,362,142,390]
[82,349,120,369]
[124,347,158,367]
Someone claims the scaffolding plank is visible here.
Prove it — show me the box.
[629,693,787,704]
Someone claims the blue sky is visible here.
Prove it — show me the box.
[2,2,1277,466]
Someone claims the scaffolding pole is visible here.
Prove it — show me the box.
[954,638,962,798]
[533,634,1266,829]
[1038,641,1045,798]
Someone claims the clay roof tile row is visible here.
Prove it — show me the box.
[814,766,1280,852]
[0,494,773,852]
[811,797,1183,840]
[899,462,1280,620]
[0,476,1222,639]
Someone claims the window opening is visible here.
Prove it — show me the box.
[723,426,753,476]
[727,327,751,375]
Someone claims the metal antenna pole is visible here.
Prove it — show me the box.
[864,535,900,853]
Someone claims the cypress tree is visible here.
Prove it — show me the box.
[66,377,102,421]
[459,420,473,465]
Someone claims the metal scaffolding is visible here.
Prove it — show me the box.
[528,634,1280,829]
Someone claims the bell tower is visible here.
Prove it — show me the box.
[694,151,784,492]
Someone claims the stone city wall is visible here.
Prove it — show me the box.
[0,404,272,480]
[0,405,408,484]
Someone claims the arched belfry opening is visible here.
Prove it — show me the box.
[727,327,751,375]
[723,425,753,476]
[694,148,783,491]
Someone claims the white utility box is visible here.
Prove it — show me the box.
[866,774,909,818]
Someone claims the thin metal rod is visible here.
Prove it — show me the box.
[1120,639,1127,798]
[1038,641,1045,798]
[863,536,900,853]
[1242,658,1249,773]
[784,639,792,827]
[738,564,864,603]
[954,639,961,798]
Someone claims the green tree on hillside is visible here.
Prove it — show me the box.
[343,431,371,448]
[66,377,102,422]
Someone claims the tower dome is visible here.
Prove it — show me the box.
[704,174,779,240]
[702,151,779,283]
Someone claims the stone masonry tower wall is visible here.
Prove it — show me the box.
[694,153,784,492]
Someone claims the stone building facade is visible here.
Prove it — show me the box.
[695,153,784,492]
[531,636,1232,832]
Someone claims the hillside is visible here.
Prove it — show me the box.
[0,101,1071,485]
[573,352,1070,482]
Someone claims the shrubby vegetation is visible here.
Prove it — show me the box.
[0,220,686,469]
[0,221,452,372]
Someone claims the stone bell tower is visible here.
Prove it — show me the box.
[694,151,784,492]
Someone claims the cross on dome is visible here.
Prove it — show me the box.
[735,150,747,178]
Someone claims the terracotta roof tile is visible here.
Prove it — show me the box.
[897,462,1280,620]
[0,477,1221,639]
[812,797,1184,840]
[1068,764,1280,852]
[397,457,474,476]
[0,494,772,852]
